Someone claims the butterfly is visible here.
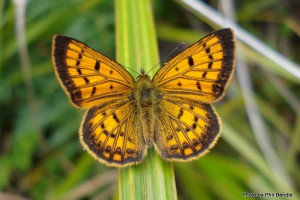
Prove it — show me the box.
[52,28,236,167]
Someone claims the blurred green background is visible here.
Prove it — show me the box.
[1,0,300,199]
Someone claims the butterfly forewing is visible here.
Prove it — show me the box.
[153,28,236,103]
[52,35,135,108]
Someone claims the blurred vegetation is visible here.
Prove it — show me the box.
[1,0,300,199]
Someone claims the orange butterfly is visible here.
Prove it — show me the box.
[52,28,236,167]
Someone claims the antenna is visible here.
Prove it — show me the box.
[121,64,140,76]
[146,42,185,75]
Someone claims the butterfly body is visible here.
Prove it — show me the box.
[52,28,236,167]
[132,73,163,147]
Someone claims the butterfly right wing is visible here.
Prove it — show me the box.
[80,100,147,167]
[52,35,135,108]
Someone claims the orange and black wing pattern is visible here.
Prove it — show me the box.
[155,100,220,161]
[52,35,135,108]
[153,28,236,103]
[80,100,147,167]
[52,28,236,167]
[52,35,145,167]
[153,28,236,161]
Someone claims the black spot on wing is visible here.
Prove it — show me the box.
[105,145,111,153]
[205,47,210,54]
[103,129,108,135]
[192,123,197,129]
[177,108,184,119]
[113,113,120,123]
[208,62,213,69]
[101,123,105,129]
[194,116,198,122]
[84,77,89,84]
[166,135,173,141]
[115,147,122,154]
[78,53,82,59]
[91,87,96,96]
[183,142,189,149]
[95,61,100,71]
[188,56,194,67]
[196,81,202,91]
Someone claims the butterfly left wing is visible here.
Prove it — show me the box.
[52,35,135,108]
[153,28,236,103]
[80,100,147,167]
[154,99,220,161]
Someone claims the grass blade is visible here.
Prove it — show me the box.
[115,0,177,199]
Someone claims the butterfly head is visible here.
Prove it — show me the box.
[137,68,151,81]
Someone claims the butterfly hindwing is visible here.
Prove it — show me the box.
[52,35,135,108]
[153,28,236,103]
[80,100,147,167]
[154,98,220,161]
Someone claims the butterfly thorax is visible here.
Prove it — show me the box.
[133,74,161,147]
[135,74,155,107]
